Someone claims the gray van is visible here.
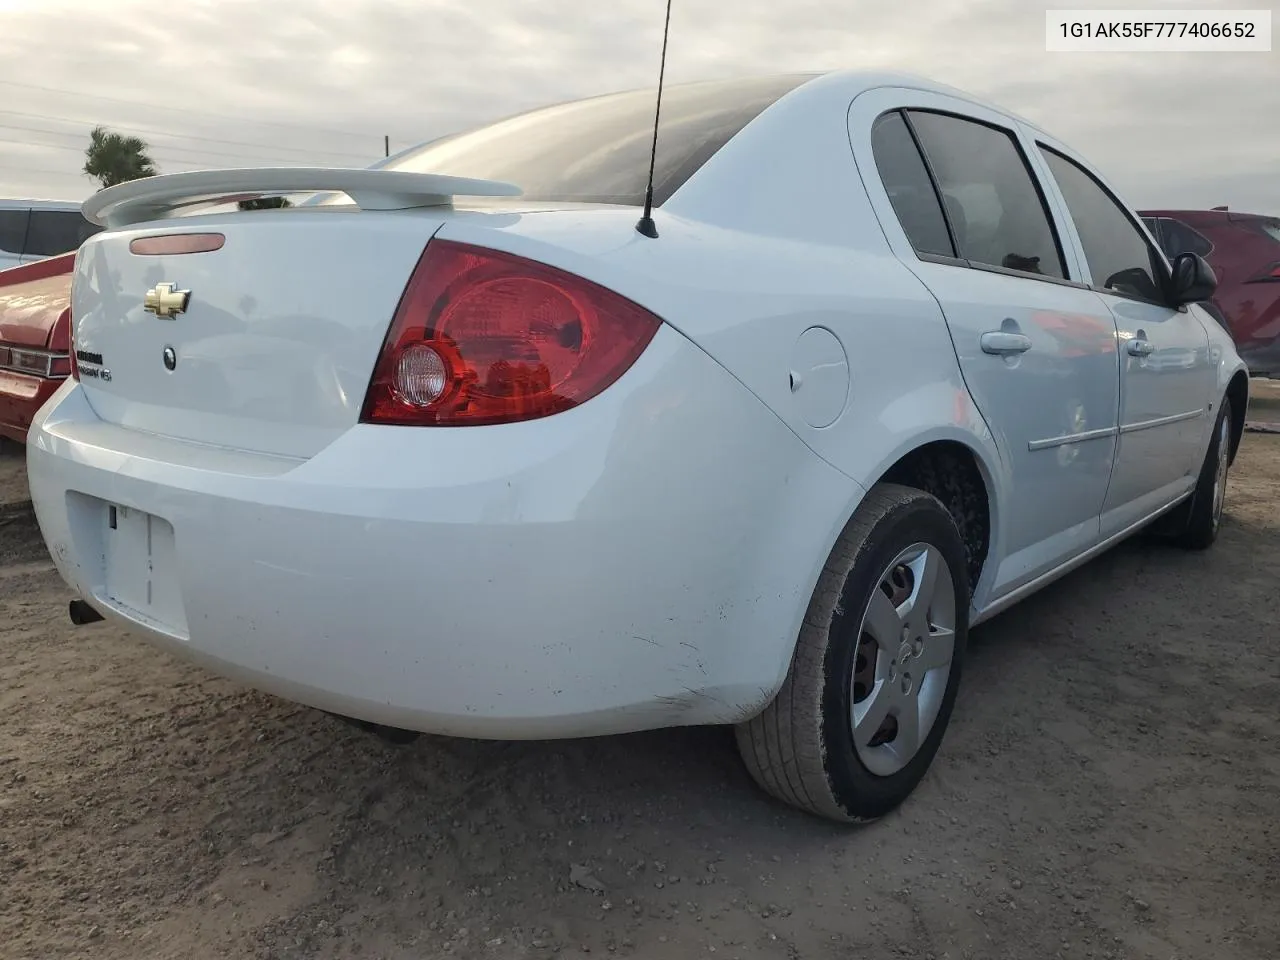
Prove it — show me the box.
[0,199,102,270]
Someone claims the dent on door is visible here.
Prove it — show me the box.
[1016,308,1120,455]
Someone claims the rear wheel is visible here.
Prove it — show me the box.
[735,484,968,823]
[1171,398,1233,550]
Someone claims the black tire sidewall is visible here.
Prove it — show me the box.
[820,494,970,820]
[1182,397,1232,546]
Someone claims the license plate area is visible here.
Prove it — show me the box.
[102,503,188,636]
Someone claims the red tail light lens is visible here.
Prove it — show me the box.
[1248,261,1280,282]
[50,309,73,379]
[49,309,70,354]
[361,240,662,426]
[58,309,80,381]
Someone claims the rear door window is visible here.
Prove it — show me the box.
[870,111,955,258]
[23,210,100,258]
[906,110,1067,280]
[0,208,29,256]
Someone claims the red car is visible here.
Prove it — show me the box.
[1141,207,1280,377]
[0,252,75,444]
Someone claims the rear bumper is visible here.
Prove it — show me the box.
[26,327,859,738]
[0,370,62,443]
[1238,337,1280,378]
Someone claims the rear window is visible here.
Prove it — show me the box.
[24,210,101,258]
[1259,220,1280,243]
[381,74,813,207]
[1160,217,1213,258]
[0,208,28,255]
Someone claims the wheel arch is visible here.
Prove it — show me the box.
[742,424,1006,726]
[815,427,1005,618]
[875,437,999,598]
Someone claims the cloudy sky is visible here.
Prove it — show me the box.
[0,0,1275,214]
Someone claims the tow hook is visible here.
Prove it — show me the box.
[69,599,105,625]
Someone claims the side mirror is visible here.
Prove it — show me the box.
[1169,252,1217,305]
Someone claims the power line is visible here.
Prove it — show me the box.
[0,153,270,179]
[0,132,307,165]
[0,162,87,181]
[0,125,363,168]
[0,143,312,174]
[0,107,381,162]
[0,78,412,144]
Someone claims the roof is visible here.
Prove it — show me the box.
[0,198,84,211]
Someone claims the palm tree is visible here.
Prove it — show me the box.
[83,126,158,190]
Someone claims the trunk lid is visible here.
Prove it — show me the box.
[0,255,74,348]
[72,209,447,458]
[70,166,525,459]
[68,167,529,460]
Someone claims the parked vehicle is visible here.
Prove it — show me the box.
[1140,207,1280,376]
[26,72,1247,823]
[0,199,101,270]
[0,253,74,443]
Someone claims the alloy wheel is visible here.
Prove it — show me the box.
[1211,413,1230,532]
[849,543,957,777]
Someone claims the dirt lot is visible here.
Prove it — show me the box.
[2,418,1278,960]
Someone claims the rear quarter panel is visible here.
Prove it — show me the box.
[437,75,1008,610]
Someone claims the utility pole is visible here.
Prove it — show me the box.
[384,135,390,158]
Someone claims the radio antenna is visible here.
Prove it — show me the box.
[635,0,673,239]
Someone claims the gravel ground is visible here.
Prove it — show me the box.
[1,417,1277,960]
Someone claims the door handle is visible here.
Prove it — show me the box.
[980,331,1033,356]
[1127,338,1156,357]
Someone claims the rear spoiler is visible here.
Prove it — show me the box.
[83,167,523,228]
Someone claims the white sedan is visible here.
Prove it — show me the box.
[26,71,1246,823]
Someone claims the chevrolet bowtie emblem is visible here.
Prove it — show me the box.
[144,282,191,318]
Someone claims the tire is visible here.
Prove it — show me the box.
[1172,397,1233,550]
[735,483,969,823]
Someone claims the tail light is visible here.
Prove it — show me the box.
[49,309,74,379]
[58,308,81,381]
[361,240,662,426]
[0,310,73,379]
[1246,262,1280,282]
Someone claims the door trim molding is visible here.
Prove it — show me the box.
[1027,425,1117,452]
[1119,407,1206,435]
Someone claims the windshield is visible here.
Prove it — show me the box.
[380,74,814,207]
